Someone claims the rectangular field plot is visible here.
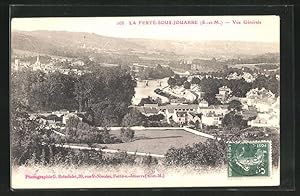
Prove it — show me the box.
[101,129,208,155]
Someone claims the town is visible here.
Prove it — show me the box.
[11,53,280,133]
[10,30,280,177]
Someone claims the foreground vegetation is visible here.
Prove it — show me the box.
[11,108,279,171]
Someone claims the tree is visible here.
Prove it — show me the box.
[252,74,269,90]
[65,115,81,128]
[222,111,247,129]
[191,77,201,84]
[120,128,135,142]
[27,71,79,111]
[228,100,242,112]
[150,64,174,79]
[11,100,60,165]
[183,81,191,89]
[200,78,221,95]
[138,96,158,106]
[121,108,145,127]
[164,139,226,167]
[92,101,125,127]
[147,114,165,121]
[74,74,95,112]
[167,77,176,87]
[267,75,279,96]
[203,93,220,105]
[173,74,180,82]
[177,76,187,86]
[200,78,222,105]
[65,117,114,144]
[226,78,251,97]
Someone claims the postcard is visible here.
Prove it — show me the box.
[10,15,280,189]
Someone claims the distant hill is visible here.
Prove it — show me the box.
[127,38,279,58]
[11,30,279,59]
[11,31,146,58]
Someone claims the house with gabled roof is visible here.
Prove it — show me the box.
[172,111,188,125]
[197,104,228,116]
[201,112,224,127]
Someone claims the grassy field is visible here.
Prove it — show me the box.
[99,129,208,155]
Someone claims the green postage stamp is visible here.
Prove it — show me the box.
[227,141,272,177]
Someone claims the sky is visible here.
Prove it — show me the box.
[11,15,280,43]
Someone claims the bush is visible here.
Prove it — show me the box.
[121,108,146,127]
[65,119,116,144]
[164,139,226,167]
[11,104,63,165]
[141,155,158,167]
[104,151,137,166]
[25,145,139,167]
[120,128,135,142]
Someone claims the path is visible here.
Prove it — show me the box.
[53,143,165,158]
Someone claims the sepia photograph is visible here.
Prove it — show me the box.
[10,15,280,188]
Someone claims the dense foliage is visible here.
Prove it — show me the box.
[121,108,147,127]
[64,116,116,145]
[228,100,243,112]
[12,66,137,127]
[137,64,174,80]
[11,101,63,165]
[164,139,227,167]
[120,128,135,143]
[10,102,156,166]
[222,111,248,129]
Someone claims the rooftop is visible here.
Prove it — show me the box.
[159,104,199,110]
[176,111,188,117]
[199,105,228,110]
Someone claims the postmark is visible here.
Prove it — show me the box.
[227,140,272,177]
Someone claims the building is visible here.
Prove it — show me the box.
[170,98,186,104]
[201,112,224,127]
[247,96,279,128]
[135,102,229,127]
[242,72,255,82]
[190,85,205,100]
[62,112,83,124]
[247,112,279,128]
[215,86,232,103]
[139,107,160,116]
[226,72,242,80]
[197,104,228,116]
[143,103,159,108]
[198,100,209,107]
[172,111,188,125]
[134,103,165,117]
[246,88,275,99]
[51,110,70,117]
[159,104,199,113]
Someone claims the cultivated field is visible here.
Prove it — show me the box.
[101,129,208,155]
